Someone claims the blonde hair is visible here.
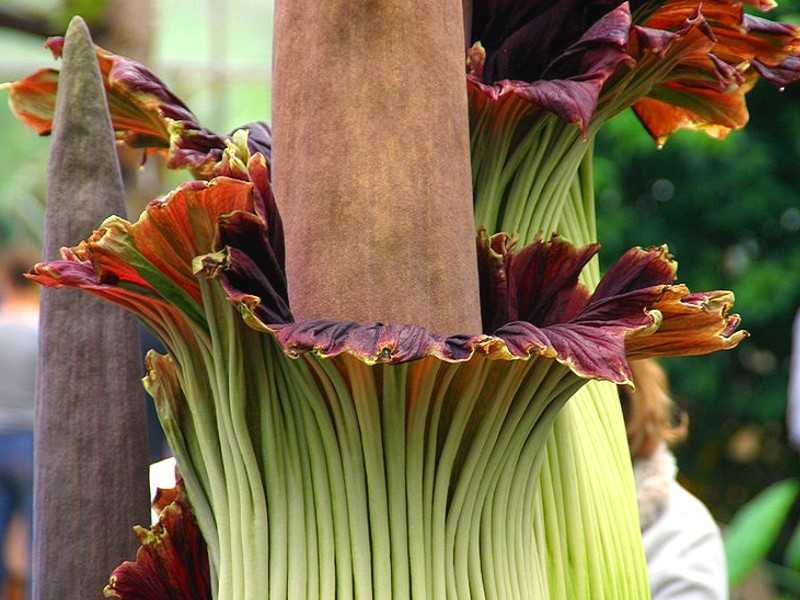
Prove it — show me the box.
[0,243,40,302]
[619,359,688,460]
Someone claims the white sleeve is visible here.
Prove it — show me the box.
[643,482,728,600]
[788,309,800,449]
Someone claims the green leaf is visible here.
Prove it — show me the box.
[783,511,800,571]
[723,479,799,587]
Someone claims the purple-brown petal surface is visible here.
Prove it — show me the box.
[467,3,635,132]
[471,0,626,84]
[232,232,745,382]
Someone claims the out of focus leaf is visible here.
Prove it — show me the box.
[724,479,799,587]
[782,508,800,570]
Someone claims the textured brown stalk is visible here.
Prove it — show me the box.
[34,17,149,600]
[272,0,482,336]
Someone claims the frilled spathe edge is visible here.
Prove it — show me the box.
[466,3,634,134]
[28,155,745,387]
[210,243,745,384]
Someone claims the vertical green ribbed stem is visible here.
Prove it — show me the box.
[287,355,353,599]
[149,278,603,598]
[383,366,411,598]
[470,84,649,597]
[406,357,442,599]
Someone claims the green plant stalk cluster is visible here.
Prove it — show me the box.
[146,265,610,598]
[471,117,648,596]
[472,110,588,245]
[462,30,719,595]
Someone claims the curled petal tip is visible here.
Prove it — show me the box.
[633,0,800,143]
[104,487,211,599]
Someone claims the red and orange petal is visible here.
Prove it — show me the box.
[645,0,800,67]
[28,154,283,336]
[633,0,800,142]
[27,247,193,347]
[47,37,275,175]
[1,69,59,135]
[3,50,168,151]
[75,180,247,311]
[632,88,747,145]
[626,288,747,358]
[27,174,262,339]
[45,36,192,147]
[4,35,234,175]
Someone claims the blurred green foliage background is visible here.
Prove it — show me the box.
[595,7,800,525]
[2,0,800,594]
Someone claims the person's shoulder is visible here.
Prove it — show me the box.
[666,480,719,529]
[647,479,723,552]
[644,480,728,599]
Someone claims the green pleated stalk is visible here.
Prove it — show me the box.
[470,87,658,597]
[144,260,614,599]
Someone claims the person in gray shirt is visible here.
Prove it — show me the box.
[0,246,38,598]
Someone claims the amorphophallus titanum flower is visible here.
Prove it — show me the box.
[3,5,785,597]
[464,5,797,596]
[25,130,745,597]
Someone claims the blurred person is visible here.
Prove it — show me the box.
[787,308,800,450]
[620,359,728,599]
[0,246,38,599]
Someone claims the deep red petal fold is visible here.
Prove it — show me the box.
[104,486,211,600]
[468,3,635,132]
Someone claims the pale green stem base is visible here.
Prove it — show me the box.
[470,93,650,598]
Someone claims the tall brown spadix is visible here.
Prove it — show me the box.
[34,17,149,600]
[272,0,482,336]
